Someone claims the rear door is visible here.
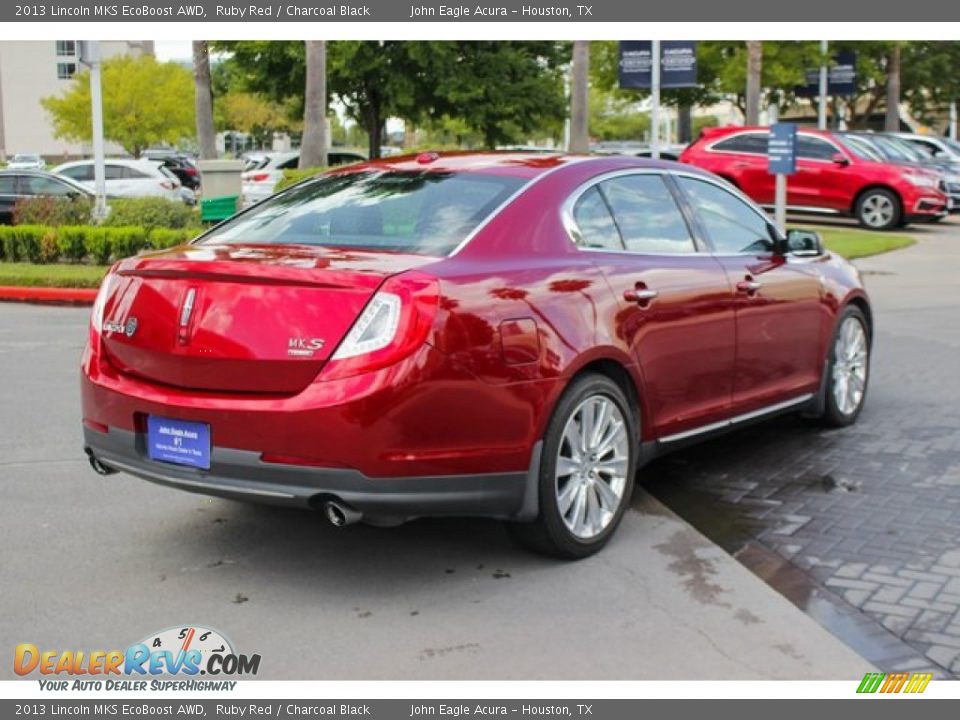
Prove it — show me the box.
[568,172,736,437]
[705,131,776,205]
[675,175,824,413]
[0,175,18,222]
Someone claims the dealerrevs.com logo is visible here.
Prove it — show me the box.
[14,626,260,691]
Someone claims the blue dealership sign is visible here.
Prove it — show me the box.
[147,415,211,470]
[619,41,698,89]
[796,50,858,97]
[768,123,797,176]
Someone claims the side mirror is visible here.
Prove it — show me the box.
[832,153,851,167]
[785,229,825,257]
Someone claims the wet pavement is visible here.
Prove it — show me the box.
[647,218,960,677]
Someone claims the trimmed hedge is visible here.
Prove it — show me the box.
[102,197,200,230]
[0,224,197,265]
[13,196,94,226]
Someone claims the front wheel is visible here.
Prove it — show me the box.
[855,189,901,231]
[509,374,637,559]
[818,306,871,427]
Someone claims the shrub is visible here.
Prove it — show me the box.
[105,226,149,259]
[149,227,197,249]
[103,197,199,230]
[56,226,90,262]
[12,196,94,227]
[83,228,112,265]
[276,167,326,192]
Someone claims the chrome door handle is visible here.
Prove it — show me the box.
[624,287,659,304]
[736,279,762,294]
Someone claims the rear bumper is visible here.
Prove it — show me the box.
[84,425,541,522]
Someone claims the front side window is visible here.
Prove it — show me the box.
[0,176,17,194]
[598,175,695,254]
[201,170,526,256]
[677,177,776,255]
[571,187,622,251]
[797,136,839,161]
[21,176,75,196]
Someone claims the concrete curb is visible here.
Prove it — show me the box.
[0,285,97,305]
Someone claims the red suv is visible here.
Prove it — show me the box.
[680,126,948,230]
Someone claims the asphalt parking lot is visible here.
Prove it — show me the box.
[2,218,956,680]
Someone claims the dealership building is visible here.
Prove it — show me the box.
[0,40,154,162]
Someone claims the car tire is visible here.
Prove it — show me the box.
[508,373,638,559]
[817,305,871,428]
[855,188,901,231]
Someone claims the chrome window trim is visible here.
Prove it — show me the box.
[706,129,850,165]
[658,393,814,444]
[561,168,704,257]
[447,156,591,258]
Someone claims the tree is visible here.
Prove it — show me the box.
[300,41,328,168]
[42,55,195,157]
[885,44,902,131]
[216,92,289,149]
[193,41,217,160]
[569,41,590,152]
[744,41,763,124]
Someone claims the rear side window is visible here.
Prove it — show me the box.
[60,165,92,181]
[0,176,16,194]
[677,177,776,254]
[711,133,769,154]
[571,187,623,250]
[598,175,695,254]
[21,175,74,196]
[201,170,526,256]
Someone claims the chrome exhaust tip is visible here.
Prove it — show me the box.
[323,500,362,527]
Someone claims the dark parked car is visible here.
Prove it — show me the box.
[0,170,93,224]
[83,153,872,558]
[148,155,201,191]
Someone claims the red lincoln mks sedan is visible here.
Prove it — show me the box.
[680,126,948,230]
[82,152,872,558]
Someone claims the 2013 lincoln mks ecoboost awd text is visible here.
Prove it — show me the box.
[82,153,872,558]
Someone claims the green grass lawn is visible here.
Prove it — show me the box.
[795,225,916,260]
[0,263,108,289]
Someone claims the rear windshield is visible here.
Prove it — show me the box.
[200,170,526,256]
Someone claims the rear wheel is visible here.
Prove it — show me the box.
[509,374,637,559]
[855,188,901,231]
[818,306,871,427]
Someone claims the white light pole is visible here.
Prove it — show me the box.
[950,100,958,142]
[80,41,107,221]
[650,40,660,159]
[818,40,828,130]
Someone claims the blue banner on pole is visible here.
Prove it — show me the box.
[796,50,857,97]
[619,41,698,89]
[768,123,797,175]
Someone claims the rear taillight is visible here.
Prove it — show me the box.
[248,173,270,183]
[318,273,439,381]
[185,167,198,176]
[160,180,176,190]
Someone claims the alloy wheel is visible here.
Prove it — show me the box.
[861,194,895,229]
[832,316,868,416]
[555,395,630,540]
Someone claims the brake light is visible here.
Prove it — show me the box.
[248,173,270,183]
[318,273,440,381]
[185,167,198,176]
[160,180,176,190]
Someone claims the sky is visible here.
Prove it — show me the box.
[154,41,193,62]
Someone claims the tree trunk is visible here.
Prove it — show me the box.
[569,41,589,153]
[885,45,901,132]
[745,41,763,125]
[300,41,328,168]
[677,105,693,143]
[192,41,217,160]
[365,99,382,159]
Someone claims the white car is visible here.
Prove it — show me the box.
[6,153,45,170]
[52,158,183,203]
[241,150,365,207]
